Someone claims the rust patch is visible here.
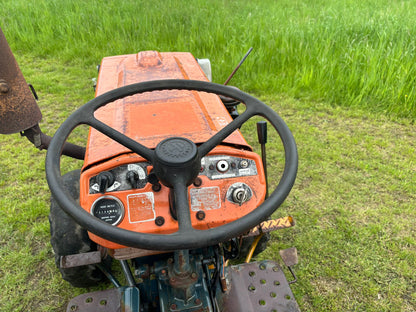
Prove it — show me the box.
[223,261,300,312]
[0,27,41,134]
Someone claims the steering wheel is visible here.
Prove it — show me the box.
[46,80,298,251]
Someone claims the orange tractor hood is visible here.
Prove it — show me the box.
[84,51,250,167]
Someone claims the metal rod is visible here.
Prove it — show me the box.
[21,124,86,159]
[288,266,298,284]
[174,249,190,275]
[120,260,136,287]
[223,47,253,85]
[96,263,121,288]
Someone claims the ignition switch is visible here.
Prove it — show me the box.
[226,182,253,206]
[232,187,249,205]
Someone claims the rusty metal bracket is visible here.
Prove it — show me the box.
[60,251,102,269]
[21,124,85,159]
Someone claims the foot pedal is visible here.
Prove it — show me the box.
[279,247,298,284]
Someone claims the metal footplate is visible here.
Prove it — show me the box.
[222,260,300,312]
[66,287,140,312]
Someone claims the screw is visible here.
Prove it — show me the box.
[152,183,162,192]
[196,210,205,220]
[195,298,201,305]
[193,177,202,187]
[191,272,197,279]
[0,80,9,94]
[170,303,177,310]
[155,216,165,226]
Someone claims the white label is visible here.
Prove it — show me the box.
[127,192,155,223]
[190,187,221,211]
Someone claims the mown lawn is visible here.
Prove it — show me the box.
[0,0,415,311]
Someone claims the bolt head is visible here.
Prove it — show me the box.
[0,80,9,93]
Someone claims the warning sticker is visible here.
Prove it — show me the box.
[127,192,155,223]
[190,187,221,211]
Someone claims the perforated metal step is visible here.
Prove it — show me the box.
[223,260,300,312]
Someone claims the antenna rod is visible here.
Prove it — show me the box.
[223,47,253,85]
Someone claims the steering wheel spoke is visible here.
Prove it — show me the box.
[171,180,194,233]
[86,116,155,161]
[199,107,255,156]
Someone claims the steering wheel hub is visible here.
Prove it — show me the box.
[155,137,197,166]
[154,137,200,187]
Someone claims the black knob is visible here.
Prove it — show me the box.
[257,121,267,144]
[96,171,115,194]
[126,170,139,189]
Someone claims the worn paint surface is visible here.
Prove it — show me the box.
[223,261,300,312]
[84,51,249,167]
[81,146,266,250]
[0,27,41,134]
[78,51,267,251]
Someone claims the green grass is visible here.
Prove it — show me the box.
[0,0,416,311]
[2,0,416,119]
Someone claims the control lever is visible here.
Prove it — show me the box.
[257,121,269,198]
[97,171,115,194]
[126,170,139,189]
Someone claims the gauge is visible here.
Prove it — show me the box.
[91,195,124,225]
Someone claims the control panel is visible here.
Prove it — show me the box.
[89,162,150,194]
[88,155,258,194]
[80,148,266,250]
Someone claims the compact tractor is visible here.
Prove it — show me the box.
[1,28,300,311]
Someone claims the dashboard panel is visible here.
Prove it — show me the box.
[79,146,266,249]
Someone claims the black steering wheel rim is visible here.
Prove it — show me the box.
[46,79,298,251]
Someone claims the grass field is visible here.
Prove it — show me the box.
[1,0,415,311]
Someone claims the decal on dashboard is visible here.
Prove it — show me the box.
[127,192,155,223]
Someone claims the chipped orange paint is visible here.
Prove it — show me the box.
[84,51,250,168]
[79,51,266,250]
